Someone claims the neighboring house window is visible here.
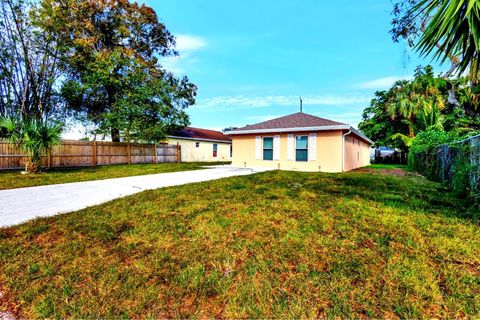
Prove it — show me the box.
[263,137,273,160]
[230,145,232,158]
[213,144,218,157]
[196,142,200,148]
[295,136,308,162]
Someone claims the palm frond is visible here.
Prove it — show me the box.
[391,133,415,147]
[415,0,480,80]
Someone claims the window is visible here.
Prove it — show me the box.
[230,145,232,158]
[263,137,273,160]
[213,144,218,157]
[196,142,200,148]
[296,136,308,162]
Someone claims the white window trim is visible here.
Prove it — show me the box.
[262,136,274,161]
[273,135,280,160]
[309,133,317,161]
[287,134,294,161]
[255,136,261,160]
[295,135,309,162]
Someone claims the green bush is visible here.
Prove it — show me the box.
[408,129,454,179]
[409,129,480,207]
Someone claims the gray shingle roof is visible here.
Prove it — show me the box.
[232,112,346,131]
[170,127,231,142]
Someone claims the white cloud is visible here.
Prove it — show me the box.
[357,76,412,90]
[195,94,370,111]
[175,35,207,51]
[160,34,207,74]
[161,56,185,74]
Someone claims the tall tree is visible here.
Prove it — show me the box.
[387,66,445,138]
[38,0,196,142]
[359,90,410,150]
[0,0,63,121]
[391,0,480,84]
[360,66,480,149]
[387,80,419,138]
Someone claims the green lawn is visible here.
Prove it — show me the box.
[1,166,479,318]
[368,163,409,170]
[0,162,229,190]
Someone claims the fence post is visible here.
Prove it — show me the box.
[176,142,181,163]
[92,141,97,166]
[154,143,158,164]
[47,149,52,168]
[127,143,132,165]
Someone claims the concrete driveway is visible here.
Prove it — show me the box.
[0,166,266,228]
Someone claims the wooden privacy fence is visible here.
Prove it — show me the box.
[0,140,181,170]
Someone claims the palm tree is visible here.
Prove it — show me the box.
[0,117,63,173]
[387,80,419,138]
[387,68,445,138]
[453,77,480,110]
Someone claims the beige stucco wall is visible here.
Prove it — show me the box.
[167,138,231,162]
[343,134,371,171]
[231,131,344,172]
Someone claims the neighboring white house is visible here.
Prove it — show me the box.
[166,127,232,162]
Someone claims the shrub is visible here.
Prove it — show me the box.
[408,129,454,179]
[409,129,480,207]
[0,117,63,173]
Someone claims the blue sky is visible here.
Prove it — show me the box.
[148,0,449,132]
[59,0,446,139]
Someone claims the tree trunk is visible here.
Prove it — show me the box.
[111,128,120,142]
[24,158,39,173]
[409,114,415,138]
[408,126,415,138]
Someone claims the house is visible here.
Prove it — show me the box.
[167,127,232,162]
[224,112,373,172]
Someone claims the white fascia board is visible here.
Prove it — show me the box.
[225,125,374,145]
[224,125,350,135]
[349,127,374,145]
[167,136,232,144]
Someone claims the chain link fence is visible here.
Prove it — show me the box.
[411,134,480,204]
